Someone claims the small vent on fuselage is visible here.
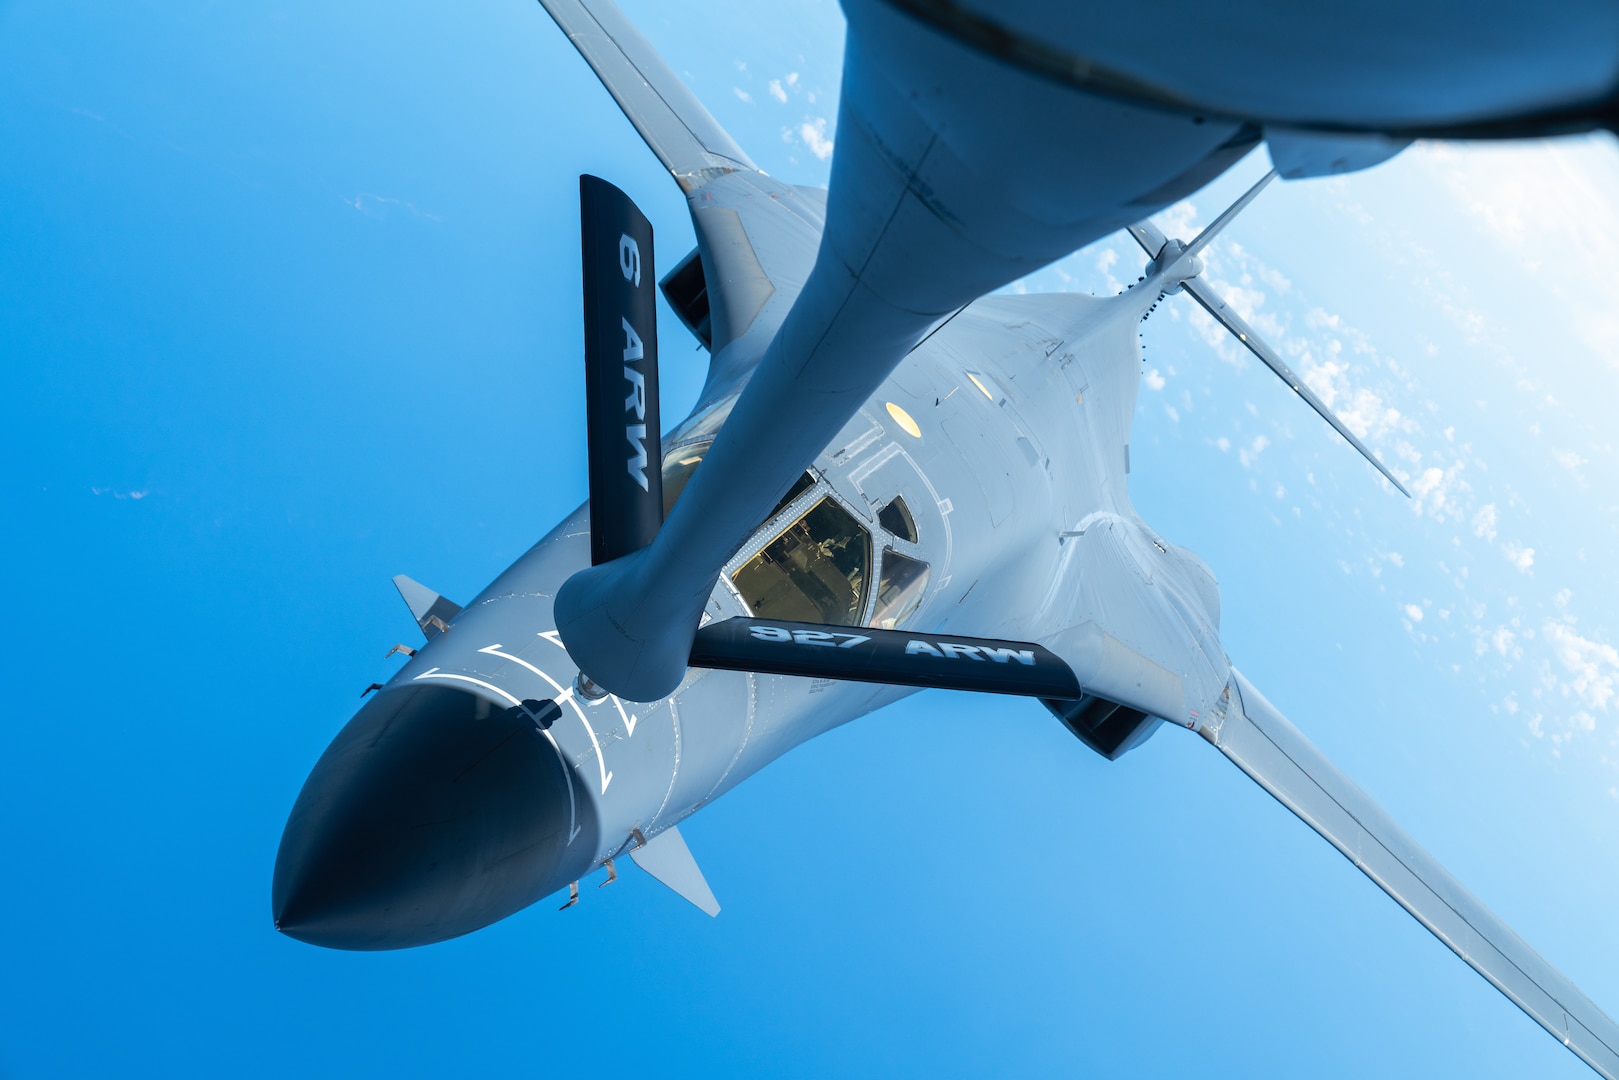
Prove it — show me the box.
[877,495,918,543]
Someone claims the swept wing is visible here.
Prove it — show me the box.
[538,0,757,190]
[1210,670,1619,1078]
[1129,205,1410,496]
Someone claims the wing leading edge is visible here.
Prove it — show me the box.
[537,0,757,190]
[1204,670,1619,1078]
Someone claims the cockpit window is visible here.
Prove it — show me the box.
[870,548,930,629]
[877,496,918,543]
[663,441,815,521]
[732,497,872,626]
[662,446,707,516]
[658,392,742,515]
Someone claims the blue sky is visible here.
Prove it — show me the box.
[3,1,1618,1076]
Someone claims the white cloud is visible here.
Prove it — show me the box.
[1144,368,1165,390]
[767,79,787,103]
[1094,247,1124,294]
[1185,302,1235,358]
[1472,503,1499,542]
[1152,200,1201,241]
[1502,541,1535,572]
[1489,624,1521,659]
[1336,385,1404,441]
[1257,264,1292,295]
[1542,618,1619,714]
[1404,603,1425,622]
[1223,282,1269,325]
[1215,436,1231,452]
[1287,312,1410,445]
[1421,138,1619,360]
[346,193,441,222]
[733,87,754,105]
[1552,447,1590,482]
[1238,434,1269,469]
[1409,460,1467,521]
[799,117,833,160]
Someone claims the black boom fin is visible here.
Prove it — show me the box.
[580,175,664,564]
[691,618,1082,699]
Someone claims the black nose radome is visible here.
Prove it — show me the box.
[272,683,596,950]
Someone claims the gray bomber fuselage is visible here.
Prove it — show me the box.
[270,169,1226,949]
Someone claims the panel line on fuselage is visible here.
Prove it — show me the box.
[648,693,684,834]
[695,668,759,810]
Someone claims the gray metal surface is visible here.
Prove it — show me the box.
[1206,671,1619,1080]
[629,825,720,916]
[874,0,1619,136]
[391,574,461,638]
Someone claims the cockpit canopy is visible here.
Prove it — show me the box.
[660,410,932,630]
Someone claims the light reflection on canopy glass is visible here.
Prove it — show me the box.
[871,548,929,629]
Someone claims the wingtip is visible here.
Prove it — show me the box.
[1376,462,1413,498]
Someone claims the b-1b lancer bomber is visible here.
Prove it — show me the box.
[273,1,1619,1075]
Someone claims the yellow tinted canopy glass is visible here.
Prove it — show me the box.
[733,498,872,626]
